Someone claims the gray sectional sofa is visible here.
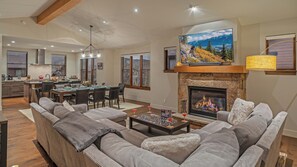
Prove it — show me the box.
[30,98,287,167]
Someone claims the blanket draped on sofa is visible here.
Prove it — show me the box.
[53,111,121,152]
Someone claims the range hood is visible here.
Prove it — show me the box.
[30,49,51,66]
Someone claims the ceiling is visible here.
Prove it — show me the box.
[1,0,297,49]
[3,36,85,53]
[0,0,55,18]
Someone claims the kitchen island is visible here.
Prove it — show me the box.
[24,80,81,103]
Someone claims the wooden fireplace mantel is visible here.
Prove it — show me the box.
[174,65,248,74]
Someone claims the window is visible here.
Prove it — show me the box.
[164,47,177,72]
[81,58,97,84]
[7,50,28,77]
[266,34,296,75]
[52,54,66,76]
[121,53,150,89]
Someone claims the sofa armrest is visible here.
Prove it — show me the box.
[72,104,88,113]
[233,145,264,167]
[83,144,122,167]
[217,111,229,122]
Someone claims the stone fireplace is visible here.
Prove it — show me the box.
[176,66,248,121]
[189,86,227,119]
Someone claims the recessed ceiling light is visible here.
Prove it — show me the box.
[44,47,47,50]
[20,20,26,25]
[103,20,108,24]
[7,44,11,46]
[189,5,198,12]
[11,41,15,43]
[80,48,83,51]
[50,45,54,48]
[79,29,82,32]
[133,8,139,13]
[71,50,74,52]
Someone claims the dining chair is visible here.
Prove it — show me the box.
[41,81,54,98]
[54,83,72,102]
[89,88,106,108]
[105,87,120,109]
[33,88,41,104]
[72,89,90,108]
[118,83,125,102]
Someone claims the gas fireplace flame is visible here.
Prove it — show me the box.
[195,95,219,112]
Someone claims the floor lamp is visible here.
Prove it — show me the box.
[246,39,297,111]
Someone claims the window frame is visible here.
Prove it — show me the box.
[265,34,296,75]
[164,46,177,73]
[51,54,67,76]
[7,50,28,77]
[121,52,150,90]
[80,58,97,84]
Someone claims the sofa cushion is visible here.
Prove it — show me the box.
[228,98,254,125]
[250,103,273,125]
[39,97,61,114]
[84,107,127,123]
[141,133,200,164]
[96,119,148,147]
[54,106,72,119]
[190,129,211,141]
[62,101,75,112]
[231,115,267,155]
[200,120,232,134]
[101,133,179,167]
[181,128,239,167]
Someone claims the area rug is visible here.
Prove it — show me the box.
[19,109,35,122]
[19,102,142,123]
[88,102,143,111]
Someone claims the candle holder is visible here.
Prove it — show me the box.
[167,117,174,128]
[132,109,137,117]
[147,105,152,114]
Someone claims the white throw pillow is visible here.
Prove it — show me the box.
[62,101,75,112]
[228,98,254,125]
[141,133,201,164]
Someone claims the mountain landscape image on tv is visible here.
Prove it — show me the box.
[179,28,234,64]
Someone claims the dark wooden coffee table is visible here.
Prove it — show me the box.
[129,113,190,135]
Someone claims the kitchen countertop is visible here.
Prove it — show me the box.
[24,79,81,84]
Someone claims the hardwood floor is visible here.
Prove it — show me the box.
[2,97,48,167]
[1,97,297,167]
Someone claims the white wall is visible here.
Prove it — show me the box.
[96,49,114,86]
[2,47,78,79]
[242,17,297,138]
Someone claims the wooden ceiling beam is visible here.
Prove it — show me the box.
[36,0,81,25]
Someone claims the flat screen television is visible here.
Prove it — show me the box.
[179,28,234,65]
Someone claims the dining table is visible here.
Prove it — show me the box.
[51,86,111,103]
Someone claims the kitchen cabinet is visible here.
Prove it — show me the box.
[2,81,24,98]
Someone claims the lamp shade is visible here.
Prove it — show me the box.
[246,55,276,71]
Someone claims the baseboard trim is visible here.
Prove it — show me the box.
[150,103,178,113]
[125,96,150,104]
[283,129,297,138]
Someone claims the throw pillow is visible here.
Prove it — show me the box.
[63,101,75,112]
[228,98,255,125]
[53,106,72,119]
[181,128,239,167]
[141,133,201,164]
[249,103,273,125]
[231,115,267,155]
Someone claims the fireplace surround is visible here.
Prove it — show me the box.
[188,86,227,119]
[178,72,247,121]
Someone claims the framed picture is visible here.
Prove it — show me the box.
[179,28,234,65]
[97,62,103,70]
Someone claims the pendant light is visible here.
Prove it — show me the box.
[81,25,101,58]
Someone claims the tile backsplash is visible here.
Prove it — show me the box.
[28,65,51,79]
